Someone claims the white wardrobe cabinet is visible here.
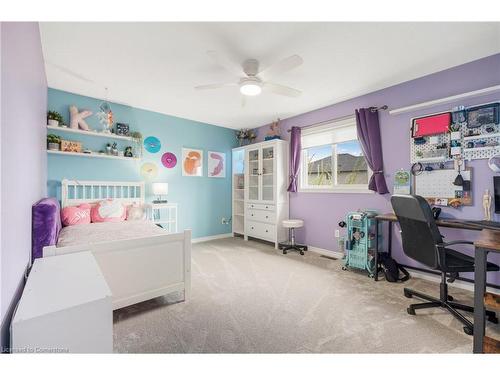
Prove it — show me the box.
[232,139,289,248]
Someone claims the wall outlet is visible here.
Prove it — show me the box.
[334,229,340,238]
[221,217,230,225]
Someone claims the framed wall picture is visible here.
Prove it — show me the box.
[115,123,130,136]
[182,148,203,177]
[208,151,226,178]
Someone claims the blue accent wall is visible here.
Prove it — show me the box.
[47,88,237,239]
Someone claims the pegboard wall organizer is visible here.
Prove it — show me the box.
[409,101,500,163]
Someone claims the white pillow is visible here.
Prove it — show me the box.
[127,204,147,221]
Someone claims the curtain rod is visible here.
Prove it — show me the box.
[286,105,388,132]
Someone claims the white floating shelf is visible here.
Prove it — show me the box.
[47,125,134,141]
[389,85,500,115]
[47,150,140,161]
[463,133,500,141]
[414,155,448,163]
[463,145,500,152]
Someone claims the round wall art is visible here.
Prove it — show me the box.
[143,136,161,153]
[140,162,158,180]
[161,152,177,168]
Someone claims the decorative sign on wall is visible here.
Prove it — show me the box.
[161,152,177,168]
[182,148,203,177]
[393,169,411,195]
[208,151,226,178]
[143,136,161,153]
[140,162,158,180]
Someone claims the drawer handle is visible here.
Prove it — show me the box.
[265,215,269,219]
[251,226,254,229]
[265,230,269,233]
[251,214,254,217]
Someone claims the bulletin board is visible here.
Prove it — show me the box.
[414,168,472,207]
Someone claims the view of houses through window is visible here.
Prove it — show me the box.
[302,140,369,190]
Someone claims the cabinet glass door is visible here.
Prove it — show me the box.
[247,147,260,201]
[261,145,275,202]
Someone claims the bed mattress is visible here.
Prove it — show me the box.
[57,221,167,248]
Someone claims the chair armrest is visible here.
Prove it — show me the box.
[437,240,474,248]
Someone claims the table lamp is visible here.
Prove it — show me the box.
[152,182,168,203]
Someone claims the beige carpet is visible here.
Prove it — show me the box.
[113,237,498,353]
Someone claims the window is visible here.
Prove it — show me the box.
[299,117,371,192]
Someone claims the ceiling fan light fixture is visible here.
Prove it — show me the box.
[240,81,262,96]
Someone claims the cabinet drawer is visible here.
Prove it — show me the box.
[246,221,276,241]
[247,203,275,211]
[246,209,275,223]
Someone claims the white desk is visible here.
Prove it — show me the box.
[11,252,113,353]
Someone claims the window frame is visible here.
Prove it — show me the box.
[298,117,373,194]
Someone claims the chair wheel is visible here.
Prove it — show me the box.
[447,295,454,301]
[404,290,413,299]
[282,250,287,254]
[487,315,498,324]
[463,326,473,335]
[368,274,374,278]
[407,307,415,315]
[342,266,347,271]
[299,251,304,255]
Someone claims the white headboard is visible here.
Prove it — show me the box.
[61,179,145,208]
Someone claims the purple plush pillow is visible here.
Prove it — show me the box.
[32,197,62,260]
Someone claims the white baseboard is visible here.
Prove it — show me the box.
[408,268,500,295]
[191,233,233,244]
[308,246,344,260]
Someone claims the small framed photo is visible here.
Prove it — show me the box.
[116,123,130,136]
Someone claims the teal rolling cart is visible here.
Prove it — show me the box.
[342,210,382,278]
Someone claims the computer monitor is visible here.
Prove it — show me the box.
[494,176,500,214]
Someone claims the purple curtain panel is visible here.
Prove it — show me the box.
[355,108,389,194]
[287,126,301,192]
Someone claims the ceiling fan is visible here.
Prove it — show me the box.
[195,51,303,99]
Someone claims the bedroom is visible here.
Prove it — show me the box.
[1,1,500,372]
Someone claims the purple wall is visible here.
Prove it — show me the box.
[254,54,500,285]
[0,23,47,339]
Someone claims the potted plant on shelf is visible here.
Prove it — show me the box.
[47,134,62,151]
[47,111,65,127]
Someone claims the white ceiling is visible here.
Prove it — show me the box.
[40,22,500,129]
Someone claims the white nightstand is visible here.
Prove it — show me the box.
[151,202,178,232]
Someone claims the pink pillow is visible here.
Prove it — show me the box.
[91,199,126,223]
[61,204,91,227]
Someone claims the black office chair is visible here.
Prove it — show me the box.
[391,194,499,335]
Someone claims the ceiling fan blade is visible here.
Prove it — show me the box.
[206,50,244,77]
[258,55,303,81]
[195,83,237,90]
[46,61,94,83]
[264,82,302,98]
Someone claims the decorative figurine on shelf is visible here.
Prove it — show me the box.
[124,146,133,158]
[483,189,492,221]
[264,118,281,141]
[105,143,112,155]
[111,142,118,156]
[69,105,92,130]
[96,109,114,134]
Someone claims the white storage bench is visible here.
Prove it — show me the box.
[11,252,113,353]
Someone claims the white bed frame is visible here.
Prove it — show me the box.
[43,179,191,310]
